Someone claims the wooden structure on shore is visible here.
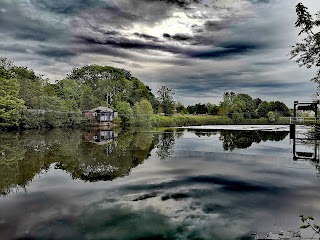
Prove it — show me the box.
[290,100,319,139]
[290,100,319,124]
[290,100,320,163]
[83,106,118,126]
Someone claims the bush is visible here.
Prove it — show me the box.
[21,110,82,129]
[153,115,231,127]
[116,101,134,127]
[133,99,155,127]
[232,112,245,123]
[268,111,276,123]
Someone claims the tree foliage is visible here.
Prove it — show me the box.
[0,67,25,128]
[133,99,155,127]
[116,101,134,127]
[157,86,175,115]
[0,58,160,129]
[219,92,254,119]
[290,3,320,86]
[66,65,158,109]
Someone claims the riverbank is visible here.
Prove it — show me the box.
[0,114,291,131]
[153,115,290,127]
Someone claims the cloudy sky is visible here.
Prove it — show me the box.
[1,0,320,106]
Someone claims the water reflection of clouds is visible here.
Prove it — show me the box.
[1,129,320,239]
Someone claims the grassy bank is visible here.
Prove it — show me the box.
[153,115,290,127]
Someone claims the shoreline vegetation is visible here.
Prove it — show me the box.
[0,57,293,131]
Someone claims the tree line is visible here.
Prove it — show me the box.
[0,58,163,129]
[182,92,290,123]
[0,57,292,130]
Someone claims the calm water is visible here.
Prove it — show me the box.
[0,128,319,240]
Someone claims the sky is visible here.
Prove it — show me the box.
[1,0,320,107]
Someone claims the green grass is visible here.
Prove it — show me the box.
[153,115,290,127]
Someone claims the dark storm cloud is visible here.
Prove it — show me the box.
[36,46,77,59]
[163,33,193,41]
[188,44,260,59]
[30,0,106,15]
[204,19,232,31]
[249,0,272,4]
[171,34,193,41]
[142,0,202,9]
[1,0,319,105]
[134,33,159,41]
[0,5,66,42]
[72,33,264,60]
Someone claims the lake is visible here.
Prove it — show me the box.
[0,126,319,240]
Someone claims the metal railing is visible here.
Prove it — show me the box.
[290,117,317,124]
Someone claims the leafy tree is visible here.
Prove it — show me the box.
[219,92,254,119]
[116,101,134,127]
[196,103,208,114]
[133,99,154,127]
[290,3,320,88]
[219,91,236,116]
[0,67,25,128]
[267,111,276,123]
[157,86,175,115]
[175,101,187,114]
[269,101,290,117]
[234,93,254,118]
[254,98,262,109]
[207,103,219,115]
[232,112,244,123]
[79,85,97,110]
[0,57,13,71]
[256,101,271,118]
[187,105,196,114]
[12,66,45,109]
[55,79,81,111]
[66,65,158,110]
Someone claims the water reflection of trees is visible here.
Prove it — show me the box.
[155,130,176,160]
[58,130,157,182]
[0,129,158,196]
[219,130,289,151]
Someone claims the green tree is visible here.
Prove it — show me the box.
[0,67,25,128]
[55,79,81,111]
[133,99,154,127]
[157,86,175,115]
[116,101,134,127]
[175,101,187,114]
[207,103,219,115]
[12,66,45,109]
[234,93,254,118]
[270,101,290,117]
[67,65,133,108]
[267,111,276,123]
[219,92,254,119]
[79,85,97,110]
[219,91,236,116]
[66,65,158,110]
[290,3,320,87]
[256,101,271,118]
[254,98,262,109]
[232,112,244,123]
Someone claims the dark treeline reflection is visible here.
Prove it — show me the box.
[0,129,159,196]
[0,129,290,196]
[219,130,289,151]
